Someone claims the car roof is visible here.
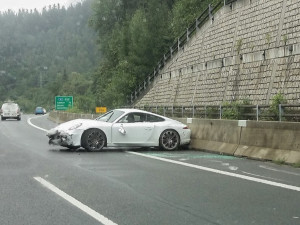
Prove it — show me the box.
[114,108,170,119]
[115,108,152,114]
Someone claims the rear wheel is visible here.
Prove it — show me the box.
[81,128,106,151]
[159,129,180,151]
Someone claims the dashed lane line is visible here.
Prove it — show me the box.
[34,177,118,225]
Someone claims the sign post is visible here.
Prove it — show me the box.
[55,96,73,110]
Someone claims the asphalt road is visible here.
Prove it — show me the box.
[0,114,300,225]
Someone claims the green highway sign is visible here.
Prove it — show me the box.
[55,96,73,110]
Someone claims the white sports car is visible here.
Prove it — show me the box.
[47,108,191,151]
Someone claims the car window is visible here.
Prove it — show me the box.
[95,110,125,122]
[118,113,135,123]
[117,112,164,123]
[2,103,19,110]
[146,114,165,122]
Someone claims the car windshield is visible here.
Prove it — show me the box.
[95,110,125,122]
[2,103,18,110]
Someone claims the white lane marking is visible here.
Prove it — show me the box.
[127,151,300,192]
[34,177,118,225]
[259,165,300,176]
[27,116,48,132]
[241,171,283,182]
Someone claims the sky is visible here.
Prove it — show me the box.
[0,0,82,13]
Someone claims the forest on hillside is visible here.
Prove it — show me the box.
[0,0,217,113]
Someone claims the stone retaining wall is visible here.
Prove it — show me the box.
[136,0,300,107]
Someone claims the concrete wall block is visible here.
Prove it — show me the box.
[265,47,285,59]
[292,43,300,55]
[243,51,265,63]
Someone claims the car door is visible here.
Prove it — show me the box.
[111,113,155,145]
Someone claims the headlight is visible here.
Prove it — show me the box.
[68,123,82,130]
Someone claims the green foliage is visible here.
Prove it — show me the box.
[206,106,219,119]
[0,0,98,113]
[171,0,219,37]
[292,162,300,168]
[265,33,271,45]
[222,101,240,120]
[1,0,224,111]
[282,34,288,45]
[221,99,252,120]
[269,92,287,121]
[91,0,174,108]
[235,39,243,54]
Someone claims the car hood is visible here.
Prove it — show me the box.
[47,119,107,135]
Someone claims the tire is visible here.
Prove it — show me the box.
[81,128,106,151]
[159,129,180,151]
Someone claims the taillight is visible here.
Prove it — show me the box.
[183,126,189,129]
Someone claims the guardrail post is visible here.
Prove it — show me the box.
[192,105,195,118]
[279,104,282,122]
[209,4,213,22]
[182,106,184,118]
[171,106,174,117]
[178,38,180,50]
[219,105,222,119]
[170,47,173,58]
[186,28,190,42]
[256,105,259,121]
[205,106,207,118]
[196,18,199,31]
[163,106,166,116]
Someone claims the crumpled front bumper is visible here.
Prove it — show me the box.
[46,129,81,148]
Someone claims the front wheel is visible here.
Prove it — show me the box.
[159,129,180,151]
[81,129,106,151]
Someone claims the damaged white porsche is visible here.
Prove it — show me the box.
[47,108,191,151]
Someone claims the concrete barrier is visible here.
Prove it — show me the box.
[182,118,300,164]
[235,121,300,164]
[49,111,300,164]
[176,118,241,155]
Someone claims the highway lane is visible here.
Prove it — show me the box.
[0,114,300,225]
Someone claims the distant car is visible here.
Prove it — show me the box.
[1,102,21,121]
[47,108,191,151]
[35,107,45,115]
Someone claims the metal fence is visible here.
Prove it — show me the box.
[135,104,300,122]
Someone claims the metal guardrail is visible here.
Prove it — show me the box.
[135,104,300,122]
[129,0,224,104]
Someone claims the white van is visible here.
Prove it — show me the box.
[0,102,21,121]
